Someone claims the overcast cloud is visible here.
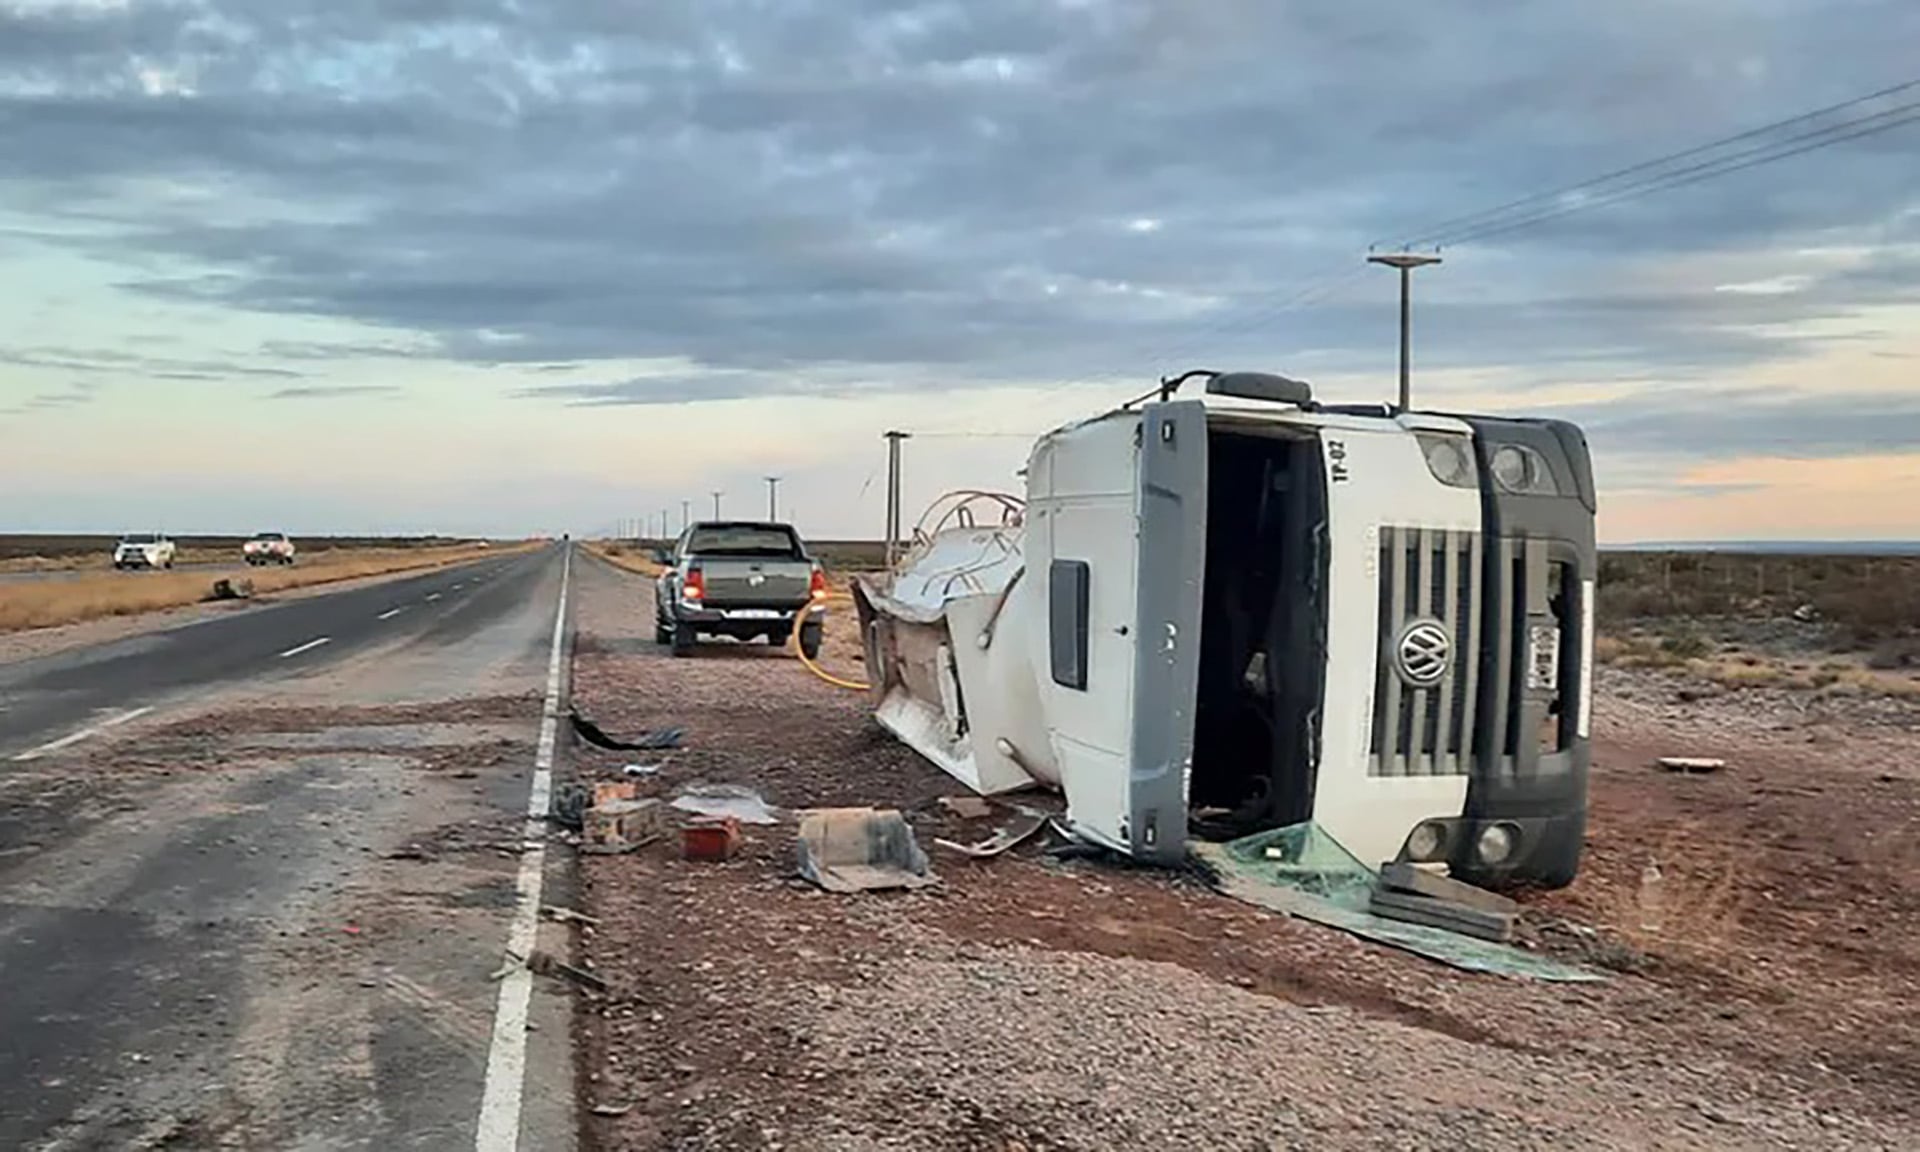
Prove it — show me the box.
[2,0,1918,535]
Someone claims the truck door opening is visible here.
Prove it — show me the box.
[1189,425,1327,842]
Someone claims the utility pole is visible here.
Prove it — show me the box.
[883,430,911,568]
[681,499,691,532]
[711,490,723,520]
[662,506,670,542]
[1366,251,1442,411]
[764,476,781,520]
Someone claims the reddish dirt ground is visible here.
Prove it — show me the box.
[561,559,1920,1150]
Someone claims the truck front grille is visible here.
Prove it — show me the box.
[1370,526,1483,777]
[1371,528,1571,778]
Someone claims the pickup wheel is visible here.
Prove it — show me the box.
[654,612,672,645]
[799,622,823,661]
[670,622,697,657]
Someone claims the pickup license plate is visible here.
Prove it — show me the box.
[728,609,782,619]
[1527,623,1561,691]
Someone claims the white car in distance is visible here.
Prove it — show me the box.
[243,532,297,566]
[113,532,177,571]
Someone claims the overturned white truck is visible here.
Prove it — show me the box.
[854,370,1596,888]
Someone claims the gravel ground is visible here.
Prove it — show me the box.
[566,555,1920,1151]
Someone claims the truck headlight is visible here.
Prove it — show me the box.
[1490,444,1558,496]
[1416,433,1476,489]
[1476,823,1518,866]
[1405,821,1447,862]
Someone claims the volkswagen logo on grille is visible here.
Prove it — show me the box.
[1394,618,1453,687]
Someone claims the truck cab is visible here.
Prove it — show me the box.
[857,370,1596,888]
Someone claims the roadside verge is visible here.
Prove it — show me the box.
[0,544,536,635]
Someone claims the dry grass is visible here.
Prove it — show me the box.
[0,547,237,574]
[0,544,529,633]
[585,540,665,577]
[1598,630,1920,698]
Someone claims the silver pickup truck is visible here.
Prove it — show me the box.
[653,521,827,658]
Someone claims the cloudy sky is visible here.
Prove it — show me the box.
[2,0,1917,542]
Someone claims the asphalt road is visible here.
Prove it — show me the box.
[0,549,538,760]
[0,544,578,1149]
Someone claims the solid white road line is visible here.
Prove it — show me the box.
[277,637,331,659]
[476,546,571,1152]
[378,608,404,620]
[11,706,154,763]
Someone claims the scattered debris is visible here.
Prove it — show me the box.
[671,782,780,825]
[593,780,639,805]
[1657,756,1727,774]
[934,810,1049,859]
[1376,862,1519,916]
[585,797,669,854]
[1194,824,1596,981]
[206,577,256,602]
[682,815,742,862]
[796,807,937,893]
[541,904,602,927]
[589,1103,634,1118]
[342,923,363,937]
[383,845,431,862]
[621,762,661,777]
[570,709,685,751]
[937,795,994,820]
[550,782,592,831]
[526,948,609,993]
[1368,888,1516,943]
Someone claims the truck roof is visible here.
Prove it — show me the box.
[687,520,795,531]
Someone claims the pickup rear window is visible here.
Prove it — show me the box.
[120,534,159,544]
[686,526,801,558]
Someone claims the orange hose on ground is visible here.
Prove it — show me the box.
[791,592,871,691]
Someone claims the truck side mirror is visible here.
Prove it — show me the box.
[652,547,673,565]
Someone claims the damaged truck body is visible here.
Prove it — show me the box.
[854,370,1597,888]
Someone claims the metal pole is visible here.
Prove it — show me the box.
[711,490,723,520]
[882,430,910,568]
[1397,266,1412,412]
[681,500,691,532]
[765,476,781,520]
[1367,251,1442,412]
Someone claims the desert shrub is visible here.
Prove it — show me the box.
[1658,628,1711,661]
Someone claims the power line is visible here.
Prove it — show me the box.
[1431,101,1920,248]
[1393,76,1920,250]
[1028,73,1920,409]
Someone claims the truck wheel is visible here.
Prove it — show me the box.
[671,623,697,657]
[654,613,672,645]
[799,623,823,661]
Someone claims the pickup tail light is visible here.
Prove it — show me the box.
[810,566,828,601]
[683,566,705,602]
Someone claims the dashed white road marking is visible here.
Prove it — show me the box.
[426,592,443,602]
[377,608,404,620]
[277,636,331,659]
[11,706,154,762]
[476,546,571,1152]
